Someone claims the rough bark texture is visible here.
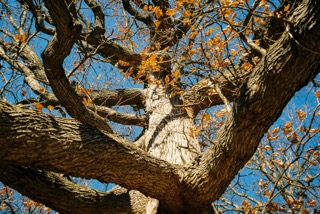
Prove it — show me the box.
[0,0,320,213]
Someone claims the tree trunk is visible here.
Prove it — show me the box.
[129,84,203,213]
[144,84,201,164]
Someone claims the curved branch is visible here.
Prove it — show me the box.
[0,164,131,214]
[183,0,320,207]
[42,0,113,133]
[180,71,248,114]
[0,101,181,205]
[79,36,142,73]
[83,88,146,108]
[18,0,55,35]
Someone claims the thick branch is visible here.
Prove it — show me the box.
[84,88,146,108]
[0,164,131,214]
[42,0,113,133]
[181,71,248,114]
[84,0,105,35]
[183,0,320,208]
[0,101,181,205]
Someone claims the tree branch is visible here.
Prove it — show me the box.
[0,164,131,214]
[83,0,105,35]
[0,101,181,205]
[122,0,153,27]
[42,0,114,133]
[183,0,320,207]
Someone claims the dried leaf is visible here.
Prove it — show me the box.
[33,102,44,111]
[296,110,306,120]
[83,97,92,106]
[47,105,54,111]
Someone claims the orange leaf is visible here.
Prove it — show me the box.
[315,89,320,98]
[166,8,177,16]
[33,102,44,111]
[283,4,290,12]
[296,110,306,120]
[83,97,92,106]
[241,62,253,71]
[21,90,27,96]
[47,105,54,111]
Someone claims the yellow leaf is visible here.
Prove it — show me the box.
[230,49,237,56]
[47,105,54,111]
[118,60,130,67]
[172,70,181,78]
[283,4,290,12]
[296,110,306,120]
[189,31,198,39]
[166,8,177,16]
[143,5,149,11]
[183,10,191,17]
[214,108,227,118]
[164,76,170,85]
[241,62,253,71]
[155,20,161,29]
[205,28,213,36]
[153,6,163,19]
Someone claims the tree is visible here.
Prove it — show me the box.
[0,0,319,213]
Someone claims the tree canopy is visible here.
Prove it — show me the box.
[0,0,319,213]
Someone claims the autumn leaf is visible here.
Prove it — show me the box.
[241,62,253,71]
[83,97,92,106]
[282,122,293,135]
[166,8,177,16]
[183,10,191,17]
[153,6,163,18]
[315,89,320,98]
[118,60,130,67]
[214,108,228,118]
[21,90,27,96]
[205,28,213,36]
[308,199,317,207]
[264,145,272,150]
[272,127,279,134]
[155,20,161,29]
[283,4,290,12]
[33,102,44,111]
[230,49,237,56]
[304,173,313,182]
[171,70,181,78]
[14,34,27,43]
[47,105,54,111]
[296,109,306,120]
[266,202,278,211]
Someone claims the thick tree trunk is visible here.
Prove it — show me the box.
[144,84,201,164]
[128,84,202,213]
